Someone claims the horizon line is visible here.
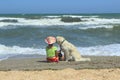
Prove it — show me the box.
[0,12,120,15]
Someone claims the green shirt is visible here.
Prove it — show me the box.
[46,46,57,58]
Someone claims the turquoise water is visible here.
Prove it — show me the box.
[0,13,120,60]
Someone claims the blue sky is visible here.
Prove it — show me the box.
[0,0,120,14]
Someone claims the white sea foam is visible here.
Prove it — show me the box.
[0,16,120,29]
[0,44,120,61]
[62,15,99,18]
[79,44,120,56]
[78,25,114,29]
[0,44,45,61]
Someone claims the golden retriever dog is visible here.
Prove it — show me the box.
[56,36,91,62]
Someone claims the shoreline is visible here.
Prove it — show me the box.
[0,56,120,71]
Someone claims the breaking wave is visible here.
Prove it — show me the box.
[0,15,120,29]
[0,43,120,61]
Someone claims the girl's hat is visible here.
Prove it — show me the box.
[45,36,56,44]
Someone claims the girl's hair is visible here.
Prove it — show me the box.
[48,44,53,47]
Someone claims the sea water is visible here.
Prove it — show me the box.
[0,13,120,60]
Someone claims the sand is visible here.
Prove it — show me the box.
[0,68,120,80]
[0,56,120,80]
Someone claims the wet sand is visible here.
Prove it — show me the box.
[0,56,120,70]
[0,56,120,80]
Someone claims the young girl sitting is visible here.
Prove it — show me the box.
[45,36,63,62]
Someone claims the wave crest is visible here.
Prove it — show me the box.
[0,15,120,29]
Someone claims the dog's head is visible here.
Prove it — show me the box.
[56,36,65,45]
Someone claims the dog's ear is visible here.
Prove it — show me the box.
[57,41,61,44]
[56,37,61,44]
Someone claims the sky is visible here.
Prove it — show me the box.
[0,0,120,14]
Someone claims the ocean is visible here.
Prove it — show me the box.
[0,13,120,60]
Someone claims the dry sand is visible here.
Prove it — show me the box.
[0,68,120,80]
[0,56,120,80]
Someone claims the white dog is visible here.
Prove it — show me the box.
[56,36,91,62]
